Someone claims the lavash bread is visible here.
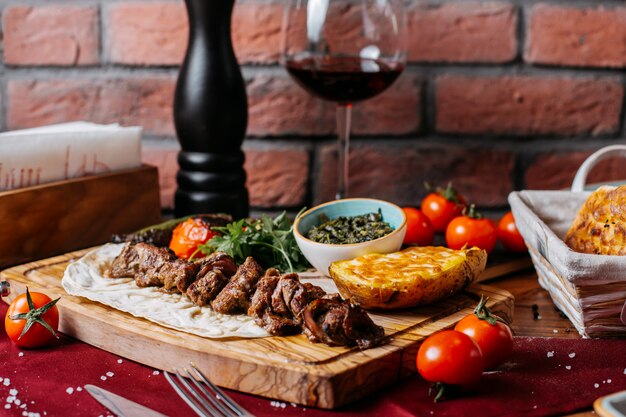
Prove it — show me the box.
[564,185,626,255]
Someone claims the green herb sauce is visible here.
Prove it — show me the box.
[306,210,394,244]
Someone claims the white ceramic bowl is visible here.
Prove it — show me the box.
[293,198,407,276]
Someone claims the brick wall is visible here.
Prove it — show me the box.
[2,0,626,216]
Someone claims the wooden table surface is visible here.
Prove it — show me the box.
[489,267,595,417]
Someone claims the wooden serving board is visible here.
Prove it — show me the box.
[1,249,514,409]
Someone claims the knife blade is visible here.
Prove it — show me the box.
[85,384,169,417]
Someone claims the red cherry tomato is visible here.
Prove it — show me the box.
[445,205,497,254]
[169,217,218,259]
[5,288,60,348]
[402,207,434,246]
[417,330,484,391]
[455,297,514,370]
[421,184,466,233]
[498,211,526,253]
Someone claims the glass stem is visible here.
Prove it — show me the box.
[336,103,352,200]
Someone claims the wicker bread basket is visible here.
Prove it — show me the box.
[509,145,626,338]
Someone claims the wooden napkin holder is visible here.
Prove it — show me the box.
[0,165,162,270]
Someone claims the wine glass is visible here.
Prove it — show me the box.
[281,0,407,199]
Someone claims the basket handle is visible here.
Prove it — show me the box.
[571,145,626,192]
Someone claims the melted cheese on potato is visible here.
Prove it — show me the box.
[329,246,487,309]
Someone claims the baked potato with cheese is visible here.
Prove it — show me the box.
[329,246,487,310]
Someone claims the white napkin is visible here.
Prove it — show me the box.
[0,122,142,191]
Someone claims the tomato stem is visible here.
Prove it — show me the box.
[463,204,483,220]
[10,287,60,340]
[474,295,507,326]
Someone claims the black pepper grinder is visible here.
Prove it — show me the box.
[173,0,249,219]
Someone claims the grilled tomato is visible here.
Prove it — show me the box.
[169,217,218,259]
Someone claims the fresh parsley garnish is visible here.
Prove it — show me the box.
[198,211,310,273]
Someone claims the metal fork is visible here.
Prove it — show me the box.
[164,363,254,417]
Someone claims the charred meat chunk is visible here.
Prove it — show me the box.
[211,257,263,314]
[108,242,198,290]
[271,274,325,322]
[196,252,238,279]
[248,269,301,336]
[186,270,229,306]
[301,295,385,349]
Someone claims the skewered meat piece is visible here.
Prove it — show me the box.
[301,296,385,349]
[271,274,326,322]
[195,252,238,280]
[184,252,238,304]
[186,270,229,306]
[108,243,199,290]
[248,269,301,336]
[211,257,263,314]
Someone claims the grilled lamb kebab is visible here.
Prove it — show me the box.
[108,242,198,291]
[108,243,236,294]
[211,257,264,314]
[108,243,384,349]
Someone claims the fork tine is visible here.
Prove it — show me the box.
[164,370,211,417]
[182,367,238,417]
[189,363,249,417]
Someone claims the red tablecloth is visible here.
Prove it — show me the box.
[1,300,625,417]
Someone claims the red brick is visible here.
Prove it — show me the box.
[247,73,419,137]
[105,2,283,65]
[316,144,513,207]
[408,2,517,63]
[245,149,309,207]
[106,2,187,66]
[352,74,421,135]
[142,147,179,209]
[526,5,626,68]
[525,150,626,190]
[3,6,99,66]
[247,75,334,136]
[233,3,283,64]
[436,75,623,136]
[8,78,176,136]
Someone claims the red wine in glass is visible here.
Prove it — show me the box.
[281,0,406,199]
[285,56,404,104]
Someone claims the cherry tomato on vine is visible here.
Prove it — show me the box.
[402,207,434,246]
[498,211,527,253]
[421,184,466,233]
[445,205,497,254]
[169,217,218,259]
[417,330,484,401]
[455,296,514,370]
[5,288,60,348]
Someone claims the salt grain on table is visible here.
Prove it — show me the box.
[65,388,74,394]
[106,372,114,377]
[152,371,160,376]
[569,352,576,358]
[18,352,24,357]
[547,351,555,358]
[6,397,15,404]
[565,365,572,370]
[10,389,18,396]
[608,379,612,383]
[117,359,123,364]
[100,376,107,381]
[3,404,9,409]
[76,387,83,392]
[594,383,600,388]
[553,330,558,333]
[4,378,11,386]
